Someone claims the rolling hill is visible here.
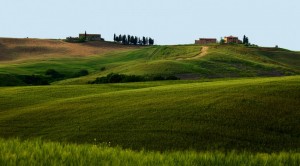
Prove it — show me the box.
[0,38,135,61]
[0,76,299,152]
[0,38,299,85]
[0,38,299,155]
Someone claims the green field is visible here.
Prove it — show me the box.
[0,76,299,152]
[1,39,300,85]
[0,39,299,164]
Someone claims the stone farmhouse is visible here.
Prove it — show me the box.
[79,33,103,41]
[224,36,242,44]
[66,31,104,42]
[195,38,217,45]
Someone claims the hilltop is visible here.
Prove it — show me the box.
[0,38,136,61]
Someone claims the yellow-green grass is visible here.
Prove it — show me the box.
[0,76,299,152]
[0,138,299,166]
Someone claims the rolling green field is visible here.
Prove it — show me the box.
[1,39,300,85]
[0,39,300,164]
[0,76,299,152]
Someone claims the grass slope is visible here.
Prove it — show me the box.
[0,38,300,85]
[0,38,135,61]
[0,76,299,152]
[1,138,299,166]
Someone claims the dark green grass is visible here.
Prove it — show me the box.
[0,76,299,152]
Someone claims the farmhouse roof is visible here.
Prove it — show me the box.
[225,36,238,38]
[199,38,217,40]
[79,34,101,36]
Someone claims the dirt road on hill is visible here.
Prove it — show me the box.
[176,46,208,60]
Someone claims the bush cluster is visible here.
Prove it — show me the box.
[0,69,90,86]
[45,69,89,81]
[0,74,49,86]
[89,73,179,84]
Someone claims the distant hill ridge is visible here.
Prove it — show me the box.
[0,38,299,85]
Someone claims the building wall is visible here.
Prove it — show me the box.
[79,34,102,41]
[195,38,217,45]
[224,37,239,44]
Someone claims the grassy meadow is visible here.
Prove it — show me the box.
[0,76,299,152]
[0,38,300,164]
[0,39,300,85]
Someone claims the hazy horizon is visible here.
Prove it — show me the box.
[1,0,299,50]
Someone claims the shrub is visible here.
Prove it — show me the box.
[78,36,86,43]
[123,75,145,82]
[166,75,179,80]
[106,73,125,83]
[0,74,49,86]
[22,75,49,85]
[152,75,165,81]
[89,73,179,84]
[45,69,65,79]
[100,67,106,71]
[0,74,26,86]
[73,69,89,78]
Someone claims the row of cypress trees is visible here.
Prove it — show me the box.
[113,34,154,45]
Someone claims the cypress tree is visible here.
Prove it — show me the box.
[134,36,138,45]
[127,35,131,44]
[122,35,127,44]
[143,36,146,45]
[119,34,122,43]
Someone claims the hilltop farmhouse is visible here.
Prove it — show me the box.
[66,31,104,42]
[195,38,217,45]
[224,36,242,44]
[195,36,243,44]
[79,33,102,41]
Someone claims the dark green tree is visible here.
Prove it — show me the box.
[149,38,154,45]
[130,36,134,44]
[243,35,249,45]
[142,36,146,45]
[220,37,225,44]
[127,35,131,44]
[122,35,127,44]
[119,34,122,42]
[134,36,138,45]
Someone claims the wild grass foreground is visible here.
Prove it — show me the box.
[0,138,299,166]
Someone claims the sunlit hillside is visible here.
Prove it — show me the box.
[0,38,299,86]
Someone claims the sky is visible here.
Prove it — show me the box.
[1,0,299,50]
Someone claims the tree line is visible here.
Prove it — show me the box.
[113,34,154,45]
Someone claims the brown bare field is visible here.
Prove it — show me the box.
[0,38,137,61]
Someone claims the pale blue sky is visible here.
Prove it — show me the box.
[1,0,299,50]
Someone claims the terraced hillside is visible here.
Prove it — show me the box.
[0,38,299,85]
[0,76,299,152]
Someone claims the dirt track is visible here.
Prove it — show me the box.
[176,46,208,60]
[187,46,208,59]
